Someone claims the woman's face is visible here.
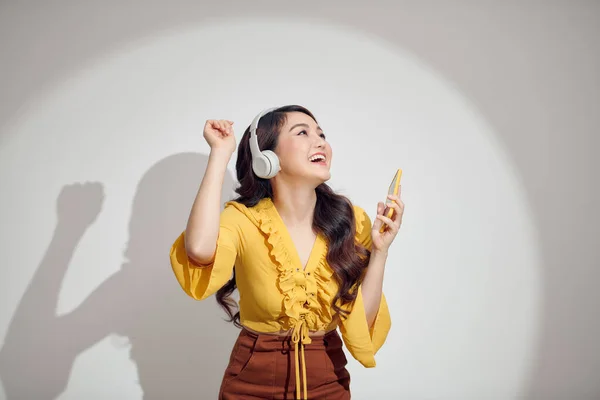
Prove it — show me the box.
[274,111,332,184]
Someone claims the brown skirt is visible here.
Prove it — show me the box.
[219,328,351,400]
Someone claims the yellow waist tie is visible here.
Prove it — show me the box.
[291,317,311,400]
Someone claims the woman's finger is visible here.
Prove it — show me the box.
[377,201,385,215]
[376,214,397,232]
[225,120,234,133]
[372,203,384,229]
[387,201,402,221]
[214,120,225,133]
[387,194,405,212]
[387,199,402,212]
[386,194,401,203]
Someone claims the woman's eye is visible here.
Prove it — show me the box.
[297,130,326,139]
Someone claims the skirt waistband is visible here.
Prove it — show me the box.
[238,327,341,352]
[220,326,350,399]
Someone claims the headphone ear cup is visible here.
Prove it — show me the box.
[261,150,280,179]
[252,153,271,179]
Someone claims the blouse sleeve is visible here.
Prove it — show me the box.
[338,205,392,368]
[169,203,241,301]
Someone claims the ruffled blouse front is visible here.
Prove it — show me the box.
[169,197,391,375]
[252,197,337,334]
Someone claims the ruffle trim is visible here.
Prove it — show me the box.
[253,197,335,331]
[353,204,367,241]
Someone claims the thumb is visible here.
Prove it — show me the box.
[372,202,384,230]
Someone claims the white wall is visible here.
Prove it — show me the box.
[0,1,597,399]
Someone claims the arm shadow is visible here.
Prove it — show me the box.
[0,152,239,400]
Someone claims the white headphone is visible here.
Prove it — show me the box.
[249,107,281,179]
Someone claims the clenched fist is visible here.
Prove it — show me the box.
[203,119,236,156]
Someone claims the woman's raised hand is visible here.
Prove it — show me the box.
[203,119,236,155]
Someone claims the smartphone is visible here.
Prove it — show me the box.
[380,168,402,233]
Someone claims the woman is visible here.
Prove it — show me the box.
[169,105,404,399]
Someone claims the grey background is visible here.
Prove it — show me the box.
[0,1,598,399]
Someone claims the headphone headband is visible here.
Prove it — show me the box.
[249,106,280,158]
[249,106,282,179]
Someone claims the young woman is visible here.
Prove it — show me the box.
[169,105,404,399]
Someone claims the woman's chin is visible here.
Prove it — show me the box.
[316,171,331,184]
[291,167,331,186]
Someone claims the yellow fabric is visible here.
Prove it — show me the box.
[170,197,391,394]
[291,316,310,400]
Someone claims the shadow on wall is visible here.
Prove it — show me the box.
[0,153,239,399]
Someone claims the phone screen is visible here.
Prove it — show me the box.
[387,174,400,200]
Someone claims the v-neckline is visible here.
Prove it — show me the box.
[269,199,322,272]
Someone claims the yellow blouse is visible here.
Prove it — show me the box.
[169,197,390,395]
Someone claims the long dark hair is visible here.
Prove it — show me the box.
[216,105,371,328]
